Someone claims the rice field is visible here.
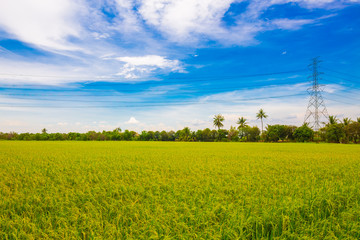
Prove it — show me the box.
[0,141,360,239]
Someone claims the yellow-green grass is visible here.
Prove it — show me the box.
[0,142,360,239]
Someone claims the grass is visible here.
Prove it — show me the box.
[0,141,360,239]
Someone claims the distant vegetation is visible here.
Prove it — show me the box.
[1,112,359,143]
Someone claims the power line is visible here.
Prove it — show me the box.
[321,67,360,81]
[82,69,307,85]
[0,69,307,81]
[321,77,360,92]
[0,69,307,91]
[324,97,360,106]
[0,93,307,108]
[0,80,308,98]
[324,73,360,85]
[0,93,307,103]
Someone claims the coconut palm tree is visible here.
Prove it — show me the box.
[213,114,225,130]
[237,117,248,129]
[256,109,268,133]
[328,115,338,125]
[343,118,351,126]
[237,117,248,138]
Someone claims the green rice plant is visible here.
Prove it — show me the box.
[0,142,360,239]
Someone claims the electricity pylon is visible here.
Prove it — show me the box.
[304,57,329,131]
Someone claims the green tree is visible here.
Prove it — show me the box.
[342,118,351,143]
[323,124,345,143]
[154,131,161,141]
[293,124,314,142]
[264,125,288,142]
[42,128,47,134]
[213,114,225,130]
[123,130,133,141]
[168,131,176,141]
[320,116,346,142]
[242,126,261,142]
[256,109,268,133]
[160,131,169,141]
[139,131,149,141]
[111,129,122,140]
[237,117,248,138]
[347,122,360,143]
[228,126,239,141]
[177,127,194,141]
[201,128,212,142]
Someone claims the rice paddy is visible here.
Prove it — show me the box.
[0,141,360,239]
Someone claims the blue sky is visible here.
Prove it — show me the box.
[0,0,360,133]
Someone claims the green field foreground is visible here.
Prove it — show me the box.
[0,142,360,239]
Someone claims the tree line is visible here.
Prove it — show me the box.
[1,109,359,143]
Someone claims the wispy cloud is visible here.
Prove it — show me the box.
[114,55,185,79]
[271,18,314,30]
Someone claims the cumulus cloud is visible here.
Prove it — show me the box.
[125,117,140,124]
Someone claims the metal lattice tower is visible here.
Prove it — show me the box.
[304,57,329,131]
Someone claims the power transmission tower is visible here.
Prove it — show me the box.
[304,57,329,131]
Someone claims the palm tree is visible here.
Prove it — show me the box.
[343,118,351,126]
[237,117,248,129]
[328,115,338,125]
[213,114,225,130]
[256,109,268,133]
[237,117,248,138]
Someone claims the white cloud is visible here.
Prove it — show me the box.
[135,0,266,46]
[116,55,178,68]
[323,84,344,93]
[0,0,357,55]
[0,57,97,85]
[271,18,314,30]
[0,0,84,51]
[115,55,184,78]
[135,0,353,45]
[125,117,140,124]
[296,0,343,8]
[138,0,237,43]
[253,0,355,10]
